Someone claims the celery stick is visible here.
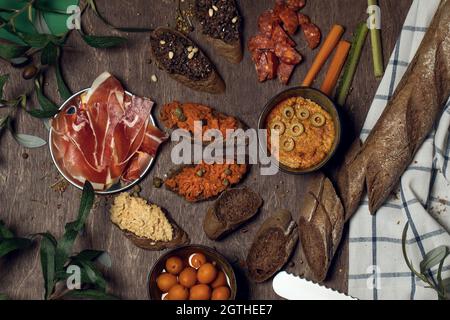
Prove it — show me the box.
[368,0,384,78]
[336,23,369,106]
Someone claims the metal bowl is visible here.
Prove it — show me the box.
[258,86,341,175]
[148,245,237,300]
[49,89,157,195]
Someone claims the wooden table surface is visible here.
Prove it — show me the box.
[0,0,412,300]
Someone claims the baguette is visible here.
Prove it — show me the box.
[298,0,450,283]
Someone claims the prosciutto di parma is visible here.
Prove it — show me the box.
[51,72,167,191]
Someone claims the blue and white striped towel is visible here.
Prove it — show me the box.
[348,0,450,300]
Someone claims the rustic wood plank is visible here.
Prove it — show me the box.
[0,0,412,300]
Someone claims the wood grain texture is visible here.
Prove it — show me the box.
[0,0,411,300]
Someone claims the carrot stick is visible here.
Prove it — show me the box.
[320,40,351,96]
[302,24,345,87]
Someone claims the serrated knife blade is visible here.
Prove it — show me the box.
[273,272,358,300]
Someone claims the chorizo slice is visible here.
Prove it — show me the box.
[275,42,302,65]
[302,23,321,49]
[254,51,269,82]
[278,7,298,35]
[272,24,296,47]
[265,51,279,80]
[297,13,311,26]
[258,10,281,37]
[278,63,295,85]
[286,0,306,11]
[248,34,275,53]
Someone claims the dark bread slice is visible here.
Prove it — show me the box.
[298,172,345,282]
[150,27,225,94]
[195,0,243,64]
[203,188,263,240]
[246,210,298,283]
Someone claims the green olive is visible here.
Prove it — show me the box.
[174,107,187,122]
[281,137,295,152]
[270,121,286,135]
[289,123,305,137]
[296,107,310,120]
[311,113,326,127]
[282,106,295,120]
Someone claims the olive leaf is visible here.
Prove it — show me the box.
[0,221,33,258]
[0,116,8,131]
[0,237,33,258]
[38,232,57,300]
[0,293,9,300]
[86,0,153,33]
[420,246,449,274]
[6,116,46,148]
[55,48,71,101]
[0,40,29,60]
[402,223,450,300]
[81,34,126,48]
[73,250,112,268]
[41,42,58,65]
[73,259,107,291]
[55,182,95,272]
[21,33,51,49]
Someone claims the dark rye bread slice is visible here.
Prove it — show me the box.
[298,172,345,283]
[150,27,225,94]
[195,0,243,64]
[246,210,298,283]
[203,188,263,240]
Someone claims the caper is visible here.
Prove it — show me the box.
[282,106,295,119]
[153,177,163,188]
[270,121,286,135]
[281,137,295,152]
[222,179,230,186]
[22,65,38,80]
[174,107,187,122]
[196,169,205,177]
[289,123,305,137]
[296,107,310,120]
[311,113,326,127]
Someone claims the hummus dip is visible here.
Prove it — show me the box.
[266,96,336,170]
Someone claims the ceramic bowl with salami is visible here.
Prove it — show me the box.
[49,72,168,194]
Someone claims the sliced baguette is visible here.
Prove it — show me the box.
[246,210,298,283]
[203,188,263,240]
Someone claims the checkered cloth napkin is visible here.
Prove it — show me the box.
[348,0,450,300]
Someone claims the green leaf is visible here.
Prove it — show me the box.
[87,0,152,33]
[0,74,9,99]
[0,116,8,131]
[0,237,33,257]
[61,289,118,300]
[76,259,107,290]
[73,250,111,268]
[27,108,58,119]
[54,182,95,272]
[81,34,126,48]
[11,132,47,148]
[21,33,50,48]
[41,42,58,65]
[0,221,14,239]
[39,232,57,300]
[55,49,71,101]
[401,223,428,282]
[74,181,95,232]
[0,293,9,300]
[0,39,29,60]
[34,78,58,111]
[420,246,449,274]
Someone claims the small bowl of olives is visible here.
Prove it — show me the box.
[148,245,237,300]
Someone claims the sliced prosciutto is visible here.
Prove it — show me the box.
[51,72,167,190]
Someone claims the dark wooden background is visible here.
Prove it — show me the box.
[0,0,411,300]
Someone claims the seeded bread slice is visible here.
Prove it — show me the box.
[246,210,298,283]
[150,27,225,94]
[203,188,263,240]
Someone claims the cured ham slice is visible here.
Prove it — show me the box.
[51,72,167,191]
